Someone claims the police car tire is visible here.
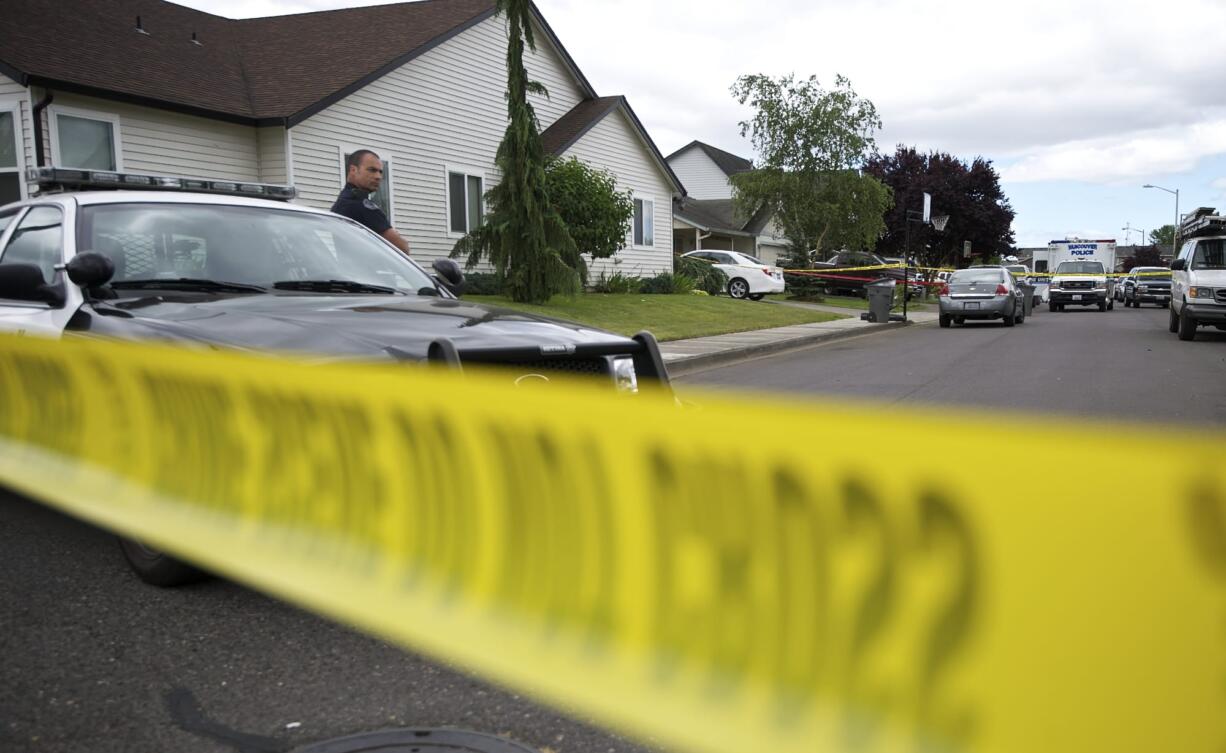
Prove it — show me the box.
[118,537,208,587]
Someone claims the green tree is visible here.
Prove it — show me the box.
[451,0,582,303]
[863,146,1015,270]
[1122,245,1165,271]
[1149,225,1175,248]
[729,74,890,266]
[544,156,633,263]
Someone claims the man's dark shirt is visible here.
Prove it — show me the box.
[331,184,391,234]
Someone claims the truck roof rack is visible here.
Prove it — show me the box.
[27,167,297,201]
[1180,207,1226,239]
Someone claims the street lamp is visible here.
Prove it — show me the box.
[1143,184,1180,257]
[902,192,949,322]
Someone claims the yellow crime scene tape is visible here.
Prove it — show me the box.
[2,333,1226,753]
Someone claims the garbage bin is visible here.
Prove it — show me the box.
[1018,281,1035,317]
[862,278,896,323]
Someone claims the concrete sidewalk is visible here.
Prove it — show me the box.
[660,304,939,376]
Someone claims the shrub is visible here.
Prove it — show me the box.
[781,270,828,300]
[675,254,727,295]
[464,272,505,295]
[640,272,695,294]
[589,271,641,294]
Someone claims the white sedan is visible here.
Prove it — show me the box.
[680,250,786,300]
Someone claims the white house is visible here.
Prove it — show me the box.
[0,0,683,277]
[666,140,790,266]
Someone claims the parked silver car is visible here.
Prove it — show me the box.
[938,267,1025,327]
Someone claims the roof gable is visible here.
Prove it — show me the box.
[540,96,685,196]
[666,140,753,176]
[0,0,595,126]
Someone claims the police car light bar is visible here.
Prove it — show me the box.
[27,167,297,201]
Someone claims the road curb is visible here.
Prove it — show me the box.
[664,319,919,376]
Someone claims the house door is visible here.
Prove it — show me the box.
[0,99,26,205]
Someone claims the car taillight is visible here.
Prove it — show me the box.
[938,283,949,296]
[995,284,1009,295]
[762,267,773,277]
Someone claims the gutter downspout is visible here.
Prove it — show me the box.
[696,228,710,251]
[32,89,53,167]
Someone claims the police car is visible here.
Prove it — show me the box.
[0,167,670,584]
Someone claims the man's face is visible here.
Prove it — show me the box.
[348,154,383,192]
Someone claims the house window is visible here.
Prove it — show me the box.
[0,108,20,205]
[341,150,392,221]
[52,109,120,171]
[447,170,483,234]
[633,195,654,247]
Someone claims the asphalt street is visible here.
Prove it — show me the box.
[0,491,655,753]
[679,301,1226,427]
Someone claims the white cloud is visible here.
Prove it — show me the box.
[1000,118,1226,183]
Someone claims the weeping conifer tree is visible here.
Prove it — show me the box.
[451,0,583,303]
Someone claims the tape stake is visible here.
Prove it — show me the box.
[1,333,1224,753]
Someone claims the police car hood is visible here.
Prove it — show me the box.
[86,292,636,359]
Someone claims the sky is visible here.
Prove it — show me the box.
[178,0,1226,249]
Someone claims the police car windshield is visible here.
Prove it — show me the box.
[77,203,436,294]
[1055,261,1105,274]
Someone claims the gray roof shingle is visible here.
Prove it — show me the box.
[0,0,525,124]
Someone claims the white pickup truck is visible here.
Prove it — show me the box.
[1047,260,1112,312]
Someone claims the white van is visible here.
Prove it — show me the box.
[1169,235,1226,340]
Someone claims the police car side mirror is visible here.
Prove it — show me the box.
[65,252,115,288]
[0,263,66,306]
[432,258,465,296]
[1170,258,1186,271]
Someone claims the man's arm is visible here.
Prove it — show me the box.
[381,226,411,255]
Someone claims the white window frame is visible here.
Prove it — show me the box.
[337,144,395,225]
[444,164,487,238]
[48,105,123,171]
[630,191,656,250]
[0,97,27,202]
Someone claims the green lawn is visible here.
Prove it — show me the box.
[466,293,845,341]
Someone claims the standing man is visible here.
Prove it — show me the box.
[332,149,410,255]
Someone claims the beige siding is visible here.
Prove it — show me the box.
[0,75,35,199]
[256,127,288,184]
[43,92,259,181]
[667,146,732,200]
[563,109,675,279]
[289,14,584,261]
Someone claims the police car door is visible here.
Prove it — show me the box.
[0,204,82,337]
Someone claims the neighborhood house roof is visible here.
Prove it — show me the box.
[666,140,754,176]
[0,0,591,126]
[674,197,771,237]
[540,96,685,195]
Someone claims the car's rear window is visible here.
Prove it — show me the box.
[950,269,1003,283]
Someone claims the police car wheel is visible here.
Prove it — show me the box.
[118,537,208,587]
